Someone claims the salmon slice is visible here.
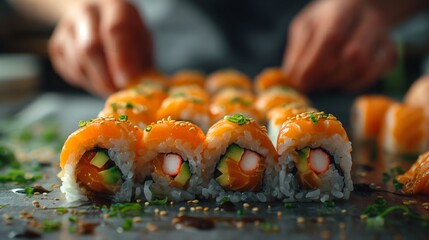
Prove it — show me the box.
[397,151,429,194]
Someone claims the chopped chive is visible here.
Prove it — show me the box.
[78,120,87,128]
[219,197,230,205]
[259,222,280,233]
[382,172,391,184]
[0,204,7,209]
[122,218,133,231]
[24,186,34,197]
[118,114,128,122]
[125,102,134,109]
[236,209,244,216]
[111,103,118,113]
[284,203,295,209]
[55,208,68,215]
[392,179,404,191]
[323,200,336,208]
[309,112,318,124]
[42,219,61,232]
[229,97,251,106]
[224,113,251,125]
[150,196,168,205]
[68,215,78,223]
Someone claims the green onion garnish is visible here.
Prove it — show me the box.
[125,102,134,109]
[118,114,128,122]
[224,113,251,125]
[78,120,87,128]
[309,113,318,125]
[111,103,118,113]
[150,196,168,205]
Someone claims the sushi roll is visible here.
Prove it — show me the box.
[170,70,206,88]
[267,103,317,145]
[255,86,309,121]
[136,118,205,201]
[210,89,262,124]
[100,89,160,128]
[254,67,289,93]
[379,103,429,155]
[277,112,353,202]
[350,95,395,142]
[205,69,252,96]
[59,116,144,202]
[404,75,429,114]
[128,69,169,90]
[202,114,278,202]
[156,94,212,132]
[168,85,210,103]
[396,151,429,194]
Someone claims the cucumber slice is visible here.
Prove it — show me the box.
[216,155,229,174]
[216,173,230,188]
[225,144,244,162]
[90,151,110,168]
[99,166,122,185]
[173,162,191,187]
[296,147,310,172]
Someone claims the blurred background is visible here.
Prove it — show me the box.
[0,1,428,119]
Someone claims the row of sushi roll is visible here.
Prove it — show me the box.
[59,68,353,203]
[351,75,429,195]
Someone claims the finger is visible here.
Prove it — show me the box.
[75,4,116,97]
[100,0,153,89]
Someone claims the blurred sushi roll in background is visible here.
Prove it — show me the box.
[202,114,278,202]
[277,112,353,202]
[205,69,252,96]
[403,75,429,114]
[255,86,309,122]
[99,89,162,128]
[136,118,206,201]
[254,67,290,94]
[168,84,210,103]
[169,70,206,88]
[59,116,144,202]
[350,95,395,142]
[379,103,429,156]
[210,88,262,124]
[267,102,317,146]
[156,93,212,132]
[128,69,170,91]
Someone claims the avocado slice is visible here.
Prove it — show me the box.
[225,144,244,162]
[90,151,110,168]
[296,147,310,172]
[216,173,230,188]
[173,162,191,187]
[99,166,122,185]
[217,155,229,174]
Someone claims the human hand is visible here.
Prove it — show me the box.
[283,0,396,93]
[49,0,153,97]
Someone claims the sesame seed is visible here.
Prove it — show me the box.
[360,214,368,220]
[146,223,159,232]
[203,207,209,212]
[51,184,60,188]
[296,217,305,224]
[133,217,142,223]
[53,198,60,201]
[32,201,39,206]
[159,211,168,216]
[154,208,160,215]
[214,207,220,212]
[170,201,174,206]
[179,207,186,212]
[243,203,250,209]
[252,207,259,213]
[190,207,196,212]
[236,221,244,229]
[41,206,47,210]
[317,217,324,224]
[42,192,48,196]
[341,209,347,214]
[267,205,271,210]
[277,211,283,217]
[144,202,150,206]
[34,192,40,195]
[196,206,203,211]
[191,200,199,204]
[254,220,261,226]
[136,199,142,203]
[3,214,13,220]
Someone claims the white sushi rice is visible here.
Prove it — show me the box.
[277,134,353,202]
[61,137,137,202]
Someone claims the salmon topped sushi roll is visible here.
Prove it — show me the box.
[210,89,262,124]
[156,95,212,132]
[136,118,205,201]
[267,102,317,145]
[379,103,429,155]
[255,86,309,121]
[254,67,290,93]
[205,69,252,96]
[170,70,206,88]
[396,151,429,194]
[351,95,395,142]
[128,69,169,90]
[168,85,210,103]
[277,112,353,202]
[59,116,144,202]
[202,114,278,202]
